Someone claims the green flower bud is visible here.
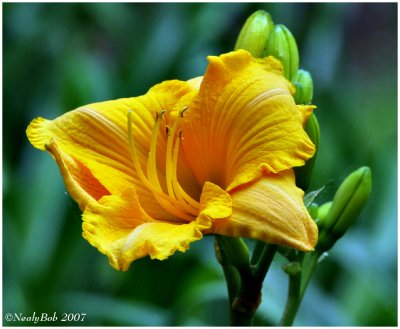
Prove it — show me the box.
[317,167,372,251]
[295,113,320,191]
[264,24,299,79]
[234,10,274,58]
[329,167,372,236]
[292,69,314,104]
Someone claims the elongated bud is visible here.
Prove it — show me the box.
[264,24,299,79]
[317,167,372,251]
[292,69,314,104]
[329,167,372,236]
[295,113,320,191]
[235,10,274,58]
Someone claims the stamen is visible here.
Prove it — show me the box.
[147,111,163,192]
[127,108,200,221]
[165,108,200,211]
[164,115,199,215]
[165,117,178,199]
[171,132,201,210]
[127,110,194,221]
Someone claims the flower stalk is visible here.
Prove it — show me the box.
[278,251,321,326]
[279,261,302,326]
[215,236,278,325]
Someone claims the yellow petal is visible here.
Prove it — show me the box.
[113,221,207,271]
[180,50,315,191]
[298,104,316,125]
[210,170,318,251]
[82,187,155,270]
[45,140,110,210]
[27,80,195,216]
[83,181,232,271]
[187,76,203,90]
[199,181,232,221]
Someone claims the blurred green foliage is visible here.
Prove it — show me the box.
[3,3,397,326]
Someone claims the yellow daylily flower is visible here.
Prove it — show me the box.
[27,50,318,271]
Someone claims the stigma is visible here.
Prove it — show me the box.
[127,108,200,221]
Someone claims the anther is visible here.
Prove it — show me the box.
[165,125,170,137]
[180,106,189,117]
[178,129,183,140]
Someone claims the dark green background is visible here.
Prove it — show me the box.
[3,3,397,326]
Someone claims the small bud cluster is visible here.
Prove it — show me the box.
[235,11,317,192]
[235,10,313,105]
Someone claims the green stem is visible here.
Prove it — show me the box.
[214,237,241,303]
[215,236,267,326]
[250,240,267,264]
[216,236,250,271]
[230,302,257,326]
[278,251,321,326]
[279,268,302,326]
[300,251,321,299]
[253,242,277,279]
[230,267,262,326]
